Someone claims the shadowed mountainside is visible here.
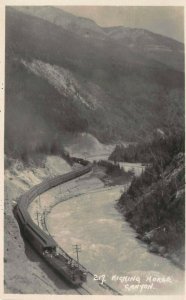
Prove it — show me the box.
[5,7,184,158]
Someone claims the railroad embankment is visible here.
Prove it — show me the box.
[4,155,78,294]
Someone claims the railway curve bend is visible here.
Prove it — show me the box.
[13,159,121,295]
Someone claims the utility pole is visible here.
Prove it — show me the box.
[38,194,41,210]
[43,210,48,233]
[36,212,39,226]
[36,195,41,227]
[73,244,81,268]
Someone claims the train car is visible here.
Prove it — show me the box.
[14,205,27,226]
[15,206,87,286]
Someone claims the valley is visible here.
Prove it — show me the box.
[4,5,185,296]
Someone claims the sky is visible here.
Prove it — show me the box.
[61,6,184,42]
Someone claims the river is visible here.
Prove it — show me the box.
[47,184,184,295]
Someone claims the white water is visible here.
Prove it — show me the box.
[47,185,184,295]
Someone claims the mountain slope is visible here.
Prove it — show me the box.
[104,26,184,72]
[5,7,184,158]
[13,6,185,72]
[14,6,106,40]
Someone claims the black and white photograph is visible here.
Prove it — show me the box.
[2,1,185,297]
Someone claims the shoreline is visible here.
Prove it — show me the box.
[43,170,184,276]
[46,180,184,295]
[116,203,185,271]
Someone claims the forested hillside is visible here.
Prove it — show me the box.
[5,7,184,160]
[117,132,185,268]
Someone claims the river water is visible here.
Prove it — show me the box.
[47,185,184,295]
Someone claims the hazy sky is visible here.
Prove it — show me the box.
[61,6,184,42]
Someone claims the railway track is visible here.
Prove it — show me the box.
[87,271,122,295]
[77,286,92,295]
[15,159,122,295]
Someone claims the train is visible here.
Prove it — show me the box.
[14,163,92,287]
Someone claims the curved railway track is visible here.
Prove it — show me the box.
[14,159,121,295]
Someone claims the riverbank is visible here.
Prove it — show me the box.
[117,204,185,271]
[117,152,185,270]
[47,183,184,295]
